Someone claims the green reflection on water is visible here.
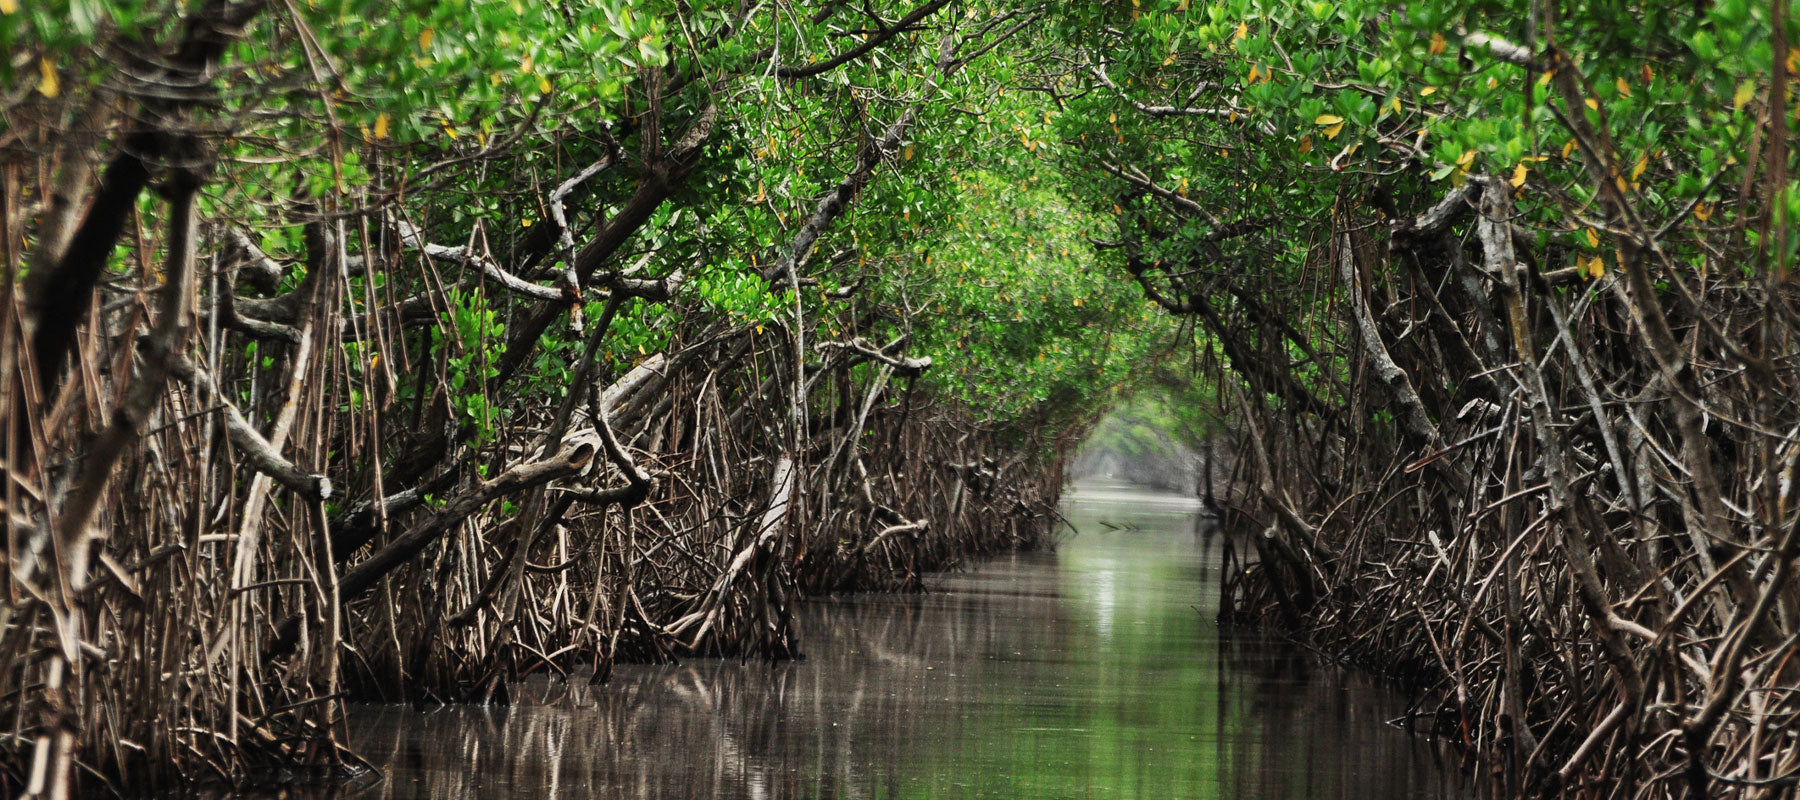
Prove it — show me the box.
[240,484,1459,800]
[887,493,1232,799]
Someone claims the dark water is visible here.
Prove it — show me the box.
[288,481,1466,799]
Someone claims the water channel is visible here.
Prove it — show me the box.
[276,481,1467,799]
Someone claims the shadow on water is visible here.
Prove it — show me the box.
[242,480,1467,800]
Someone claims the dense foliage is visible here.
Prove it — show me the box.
[1038,1,1800,798]
[0,1,1161,793]
[6,0,1800,797]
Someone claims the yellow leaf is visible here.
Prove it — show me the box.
[373,113,390,140]
[1314,114,1344,125]
[0,0,17,14]
[1323,122,1345,140]
[1420,86,1437,97]
[1615,76,1630,97]
[1561,138,1577,158]
[1112,203,1122,215]
[1386,96,1402,114]
[1456,149,1476,167]
[1538,70,1555,87]
[1694,203,1714,222]
[443,121,457,139]
[1429,32,1446,55]
[36,57,57,99]
[521,218,532,228]
[1247,65,1260,84]
[1734,80,1756,110]
[1235,21,1248,41]
[1584,97,1599,110]
[756,324,763,335]
[520,54,535,75]
[418,28,435,51]
[1298,135,1314,154]
[904,144,914,161]
[537,75,552,94]
[1631,153,1648,181]
[1511,163,1528,188]
[1163,52,1177,66]
[1584,228,1600,247]
[491,72,504,87]
[1643,64,1655,84]
[1108,112,1117,124]
[1585,256,1606,279]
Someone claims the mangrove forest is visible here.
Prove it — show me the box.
[3,0,1799,797]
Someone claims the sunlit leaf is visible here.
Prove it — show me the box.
[1734,80,1756,110]
[36,58,57,99]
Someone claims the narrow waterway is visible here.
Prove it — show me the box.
[301,481,1465,799]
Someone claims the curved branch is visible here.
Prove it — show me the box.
[776,0,954,78]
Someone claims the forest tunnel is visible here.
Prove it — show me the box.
[4,1,1799,798]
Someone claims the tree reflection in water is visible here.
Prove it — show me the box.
[252,483,1466,800]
